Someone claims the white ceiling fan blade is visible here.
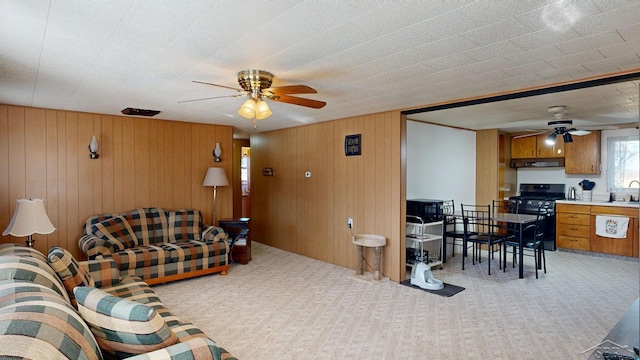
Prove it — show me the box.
[512,131,549,139]
[568,129,591,136]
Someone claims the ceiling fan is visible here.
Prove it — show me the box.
[179,69,326,127]
[513,106,591,144]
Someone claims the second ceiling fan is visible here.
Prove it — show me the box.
[180,69,326,127]
[514,106,591,144]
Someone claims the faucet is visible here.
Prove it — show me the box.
[629,180,640,202]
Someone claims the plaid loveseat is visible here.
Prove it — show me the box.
[0,244,236,360]
[78,208,229,285]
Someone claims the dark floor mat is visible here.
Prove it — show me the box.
[400,279,465,297]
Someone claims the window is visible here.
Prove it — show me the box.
[607,135,639,192]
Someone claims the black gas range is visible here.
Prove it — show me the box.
[508,183,566,251]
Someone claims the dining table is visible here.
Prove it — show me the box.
[491,212,537,279]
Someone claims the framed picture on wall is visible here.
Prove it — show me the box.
[345,134,361,156]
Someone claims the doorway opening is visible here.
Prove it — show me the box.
[233,139,250,219]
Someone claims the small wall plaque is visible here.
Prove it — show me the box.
[345,134,361,156]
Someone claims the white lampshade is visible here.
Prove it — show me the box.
[3,199,56,237]
[255,99,272,120]
[237,99,257,119]
[202,167,229,187]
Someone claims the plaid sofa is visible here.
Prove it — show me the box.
[0,243,236,360]
[78,208,229,285]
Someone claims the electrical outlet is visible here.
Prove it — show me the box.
[347,217,353,228]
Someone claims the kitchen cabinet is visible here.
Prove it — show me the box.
[556,203,639,257]
[556,204,591,251]
[564,131,601,174]
[511,134,564,158]
[511,136,536,158]
[590,206,637,257]
[536,134,564,158]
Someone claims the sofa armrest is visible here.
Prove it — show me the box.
[202,225,228,243]
[78,233,117,259]
[79,258,121,288]
[123,337,237,360]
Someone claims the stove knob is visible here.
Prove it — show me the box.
[537,201,543,206]
[544,201,551,207]
[526,200,533,206]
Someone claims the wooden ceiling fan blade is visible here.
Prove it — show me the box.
[178,94,245,103]
[192,80,244,92]
[263,85,317,95]
[271,94,326,109]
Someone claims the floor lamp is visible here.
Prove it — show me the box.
[202,167,229,225]
[2,198,56,247]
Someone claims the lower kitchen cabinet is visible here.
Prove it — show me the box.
[556,203,639,257]
[556,204,591,251]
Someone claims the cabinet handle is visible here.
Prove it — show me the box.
[570,227,578,230]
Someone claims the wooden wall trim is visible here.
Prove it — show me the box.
[0,104,233,259]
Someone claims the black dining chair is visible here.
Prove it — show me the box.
[461,204,507,275]
[442,200,467,259]
[502,207,547,278]
[492,199,519,242]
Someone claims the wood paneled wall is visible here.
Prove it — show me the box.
[0,105,233,259]
[475,129,500,205]
[250,111,404,281]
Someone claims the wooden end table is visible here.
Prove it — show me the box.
[218,218,251,265]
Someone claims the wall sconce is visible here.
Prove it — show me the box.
[213,143,222,162]
[89,135,99,159]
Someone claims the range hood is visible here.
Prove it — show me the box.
[510,158,565,168]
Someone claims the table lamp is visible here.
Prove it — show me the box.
[202,167,229,225]
[3,198,56,247]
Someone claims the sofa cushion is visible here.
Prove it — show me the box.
[125,337,234,360]
[80,258,121,288]
[147,208,169,245]
[75,286,178,358]
[100,276,208,341]
[0,255,70,304]
[47,246,95,307]
[162,241,224,262]
[108,245,172,272]
[93,215,139,250]
[0,280,103,360]
[166,210,202,242]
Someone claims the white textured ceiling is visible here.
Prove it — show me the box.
[1,0,639,135]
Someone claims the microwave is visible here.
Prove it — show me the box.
[406,199,444,223]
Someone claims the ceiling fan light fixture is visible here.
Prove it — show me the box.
[563,132,573,143]
[255,99,272,120]
[237,98,257,119]
[545,132,556,145]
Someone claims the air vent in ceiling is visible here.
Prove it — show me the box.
[121,107,161,117]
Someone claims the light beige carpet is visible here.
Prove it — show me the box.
[153,242,638,359]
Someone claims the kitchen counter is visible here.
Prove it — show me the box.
[556,200,639,208]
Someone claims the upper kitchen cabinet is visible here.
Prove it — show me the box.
[564,131,601,174]
[511,136,536,158]
[511,134,564,158]
[536,134,564,158]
